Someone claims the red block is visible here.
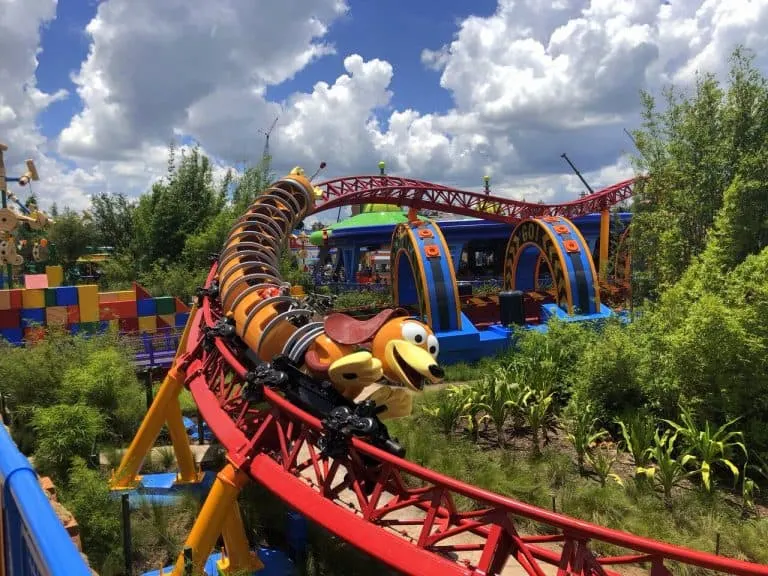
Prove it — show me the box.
[24,326,45,344]
[67,305,80,325]
[134,282,152,301]
[175,297,190,313]
[9,289,23,309]
[0,309,20,329]
[118,317,139,333]
[99,300,138,321]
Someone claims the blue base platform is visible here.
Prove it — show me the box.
[435,313,512,364]
[113,470,217,508]
[540,302,614,324]
[435,305,617,365]
[142,549,295,576]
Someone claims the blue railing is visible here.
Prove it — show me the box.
[123,328,182,370]
[0,425,91,576]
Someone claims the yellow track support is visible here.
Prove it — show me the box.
[170,462,263,575]
[110,304,203,490]
[599,208,610,281]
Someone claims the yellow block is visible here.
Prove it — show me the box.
[45,306,68,326]
[22,288,45,309]
[138,315,156,334]
[45,265,64,288]
[77,285,100,322]
[99,290,135,303]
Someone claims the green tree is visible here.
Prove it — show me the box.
[131,144,220,268]
[48,209,96,272]
[630,47,768,297]
[91,192,136,252]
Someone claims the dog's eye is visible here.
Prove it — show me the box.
[427,335,439,357]
[401,321,428,346]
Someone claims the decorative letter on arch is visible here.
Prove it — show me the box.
[503,216,600,316]
[391,221,461,332]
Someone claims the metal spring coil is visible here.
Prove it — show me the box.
[217,174,323,364]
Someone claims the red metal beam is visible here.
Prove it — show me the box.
[312,176,637,223]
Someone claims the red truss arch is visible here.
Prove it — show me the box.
[312,176,638,222]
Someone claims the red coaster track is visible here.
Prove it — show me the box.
[187,261,768,576]
[313,176,637,222]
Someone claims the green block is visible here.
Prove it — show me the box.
[44,288,57,307]
[81,321,101,334]
[154,296,176,315]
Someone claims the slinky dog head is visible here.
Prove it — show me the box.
[324,309,444,392]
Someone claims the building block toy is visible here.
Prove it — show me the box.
[138,315,157,334]
[67,305,80,325]
[22,289,45,309]
[44,288,57,307]
[45,265,64,287]
[54,286,79,306]
[24,274,48,290]
[154,296,176,316]
[21,308,45,327]
[45,306,68,326]
[0,309,20,330]
[76,285,99,322]
[0,271,184,345]
[137,298,157,317]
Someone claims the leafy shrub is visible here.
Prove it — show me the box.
[32,404,105,481]
[570,322,645,422]
[60,347,145,442]
[63,458,122,571]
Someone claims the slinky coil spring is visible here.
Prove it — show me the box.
[217,174,324,364]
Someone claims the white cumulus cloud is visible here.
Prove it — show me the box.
[2,0,768,214]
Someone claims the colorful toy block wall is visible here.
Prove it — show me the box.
[0,266,190,345]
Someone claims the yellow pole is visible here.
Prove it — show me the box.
[599,208,610,281]
[110,364,187,489]
[218,502,263,574]
[174,303,198,362]
[171,463,251,575]
[165,396,201,484]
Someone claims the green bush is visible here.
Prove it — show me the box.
[62,458,122,571]
[570,322,646,422]
[60,347,145,442]
[32,404,105,481]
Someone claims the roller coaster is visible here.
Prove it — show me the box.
[4,172,767,575]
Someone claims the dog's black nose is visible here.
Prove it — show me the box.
[429,364,444,378]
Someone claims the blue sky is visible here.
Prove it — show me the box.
[35,0,497,143]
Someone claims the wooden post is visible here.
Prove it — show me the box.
[0,143,13,288]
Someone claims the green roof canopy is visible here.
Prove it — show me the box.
[309,209,429,246]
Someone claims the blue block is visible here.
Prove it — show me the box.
[175,312,189,327]
[54,286,79,306]
[21,308,45,327]
[137,298,156,317]
[0,328,23,344]
[142,549,294,576]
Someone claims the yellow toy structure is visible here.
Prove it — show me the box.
[0,143,54,287]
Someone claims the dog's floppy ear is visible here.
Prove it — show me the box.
[324,308,400,345]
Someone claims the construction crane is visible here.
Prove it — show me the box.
[257,116,279,160]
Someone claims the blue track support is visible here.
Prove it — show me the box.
[0,425,91,576]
